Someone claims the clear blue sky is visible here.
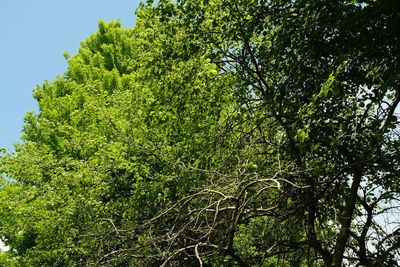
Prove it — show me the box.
[0,0,141,152]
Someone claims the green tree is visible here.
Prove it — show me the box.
[149,0,400,266]
[1,0,399,266]
[0,14,236,266]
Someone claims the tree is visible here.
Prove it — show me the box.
[1,0,399,266]
[149,0,400,266]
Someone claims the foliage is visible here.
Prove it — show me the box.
[1,0,400,266]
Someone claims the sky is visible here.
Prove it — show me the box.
[0,0,141,152]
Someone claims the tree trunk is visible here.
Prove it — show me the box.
[331,165,364,266]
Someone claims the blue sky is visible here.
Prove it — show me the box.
[0,0,141,152]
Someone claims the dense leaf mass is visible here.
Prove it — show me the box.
[0,1,399,266]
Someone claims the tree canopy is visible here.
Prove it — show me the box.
[0,0,399,266]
